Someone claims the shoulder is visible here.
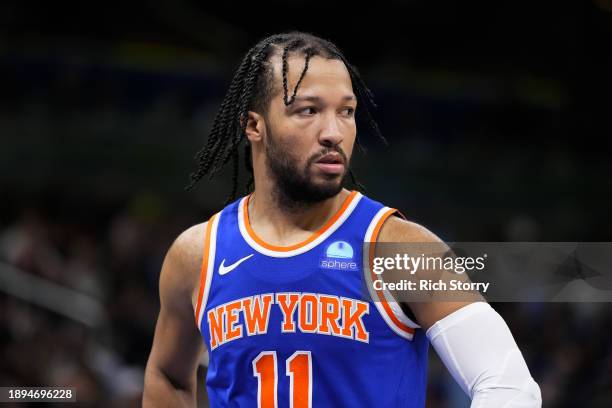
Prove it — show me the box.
[160,222,209,306]
[167,222,208,267]
[377,213,444,245]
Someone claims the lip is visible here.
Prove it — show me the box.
[314,153,345,175]
[314,162,345,175]
[316,153,343,165]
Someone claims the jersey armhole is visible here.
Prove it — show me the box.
[388,211,420,325]
[364,207,421,341]
[194,212,221,332]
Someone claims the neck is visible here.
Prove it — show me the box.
[247,183,351,245]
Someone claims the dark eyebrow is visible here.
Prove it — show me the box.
[292,95,356,103]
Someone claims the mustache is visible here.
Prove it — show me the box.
[307,147,348,167]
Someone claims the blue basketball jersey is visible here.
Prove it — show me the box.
[194,191,428,407]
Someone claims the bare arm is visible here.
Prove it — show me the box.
[143,223,207,407]
[378,216,541,407]
[377,215,478,330]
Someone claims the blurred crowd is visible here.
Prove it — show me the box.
[0,199,181,406]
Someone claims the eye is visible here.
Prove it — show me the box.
[297,107,317,115]
[342,107,355,116]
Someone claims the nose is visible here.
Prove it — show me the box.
[318,113,343,147]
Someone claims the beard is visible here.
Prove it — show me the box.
[264,130,350,210]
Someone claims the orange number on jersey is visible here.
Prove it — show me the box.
[252,351,312,408]
[253,352,278,408]
[287,351,312,408]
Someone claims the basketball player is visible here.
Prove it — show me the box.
[143,32,541,407]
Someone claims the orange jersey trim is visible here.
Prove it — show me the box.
[243,190,358,252]
[369,208,416,336]
[194,213,218,326]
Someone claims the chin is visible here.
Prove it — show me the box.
[310,179,344,196]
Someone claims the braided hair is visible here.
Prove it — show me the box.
[185,31,386,202]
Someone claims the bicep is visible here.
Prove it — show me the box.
[146,227,206,389]
[407,301,475,331]
[147,300,204,389]
[375,216,483,331]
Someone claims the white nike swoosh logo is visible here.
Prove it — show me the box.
[218,254,254,275]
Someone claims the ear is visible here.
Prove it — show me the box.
[245,111,265,143]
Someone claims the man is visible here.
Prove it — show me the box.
[143,32,541,407]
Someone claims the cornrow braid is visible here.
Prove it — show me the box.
[282,43,315,106]
[186,31,385,203]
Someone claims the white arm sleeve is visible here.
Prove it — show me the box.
[426,302,542,408]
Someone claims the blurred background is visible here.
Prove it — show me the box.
[1,1,611,406]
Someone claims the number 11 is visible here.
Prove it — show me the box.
[252,350,312,408]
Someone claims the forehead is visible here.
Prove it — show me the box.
[268,54,354,99]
